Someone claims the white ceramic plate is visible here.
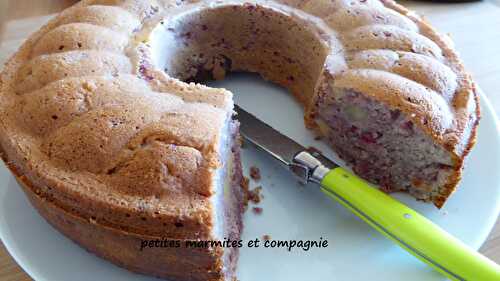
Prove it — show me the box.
[0,73,499,281]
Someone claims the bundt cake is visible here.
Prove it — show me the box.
[0,0,479,280]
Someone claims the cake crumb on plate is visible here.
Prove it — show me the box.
[249,166,261,181]
[252,207,263,215]
[248,186,262,204]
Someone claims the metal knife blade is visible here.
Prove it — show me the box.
[234,104,338,181]
[234,104,305,166]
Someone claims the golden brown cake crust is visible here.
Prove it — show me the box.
[0,0,480,279]
[6,162,225,281]
[0,0,237,241]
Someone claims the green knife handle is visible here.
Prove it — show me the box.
[320,167,500,281]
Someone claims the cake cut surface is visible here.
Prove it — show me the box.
[0,0,479,280]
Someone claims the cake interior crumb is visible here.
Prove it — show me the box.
[240,176,250,209]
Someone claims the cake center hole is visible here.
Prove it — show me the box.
[151,3,330,104]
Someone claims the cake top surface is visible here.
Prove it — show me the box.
[0,0,478,239]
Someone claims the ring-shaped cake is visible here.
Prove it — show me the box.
[0,1,479,280]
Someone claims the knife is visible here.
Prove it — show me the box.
[234,104,500,281]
